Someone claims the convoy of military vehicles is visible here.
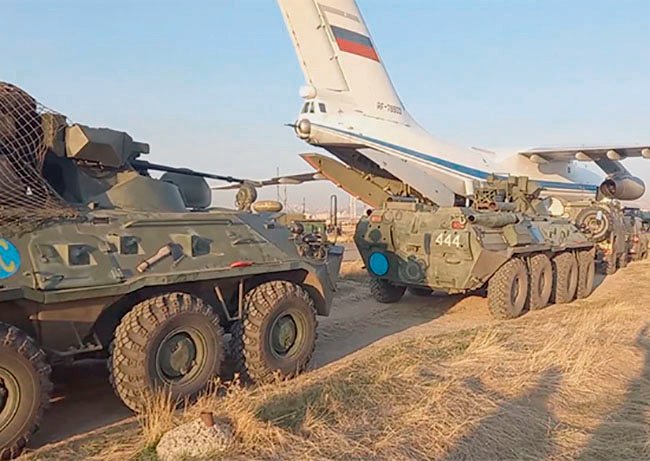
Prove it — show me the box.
[0,82,649,459]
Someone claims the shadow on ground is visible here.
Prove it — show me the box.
[577,325,650,460]
[27,360,133,451]
[441,367,563,460]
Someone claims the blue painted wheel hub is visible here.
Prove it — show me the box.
[368,252,389,276]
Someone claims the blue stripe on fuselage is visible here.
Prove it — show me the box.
[314,124,599,193]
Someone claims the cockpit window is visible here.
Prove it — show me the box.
[319,103,327,113]
[301,102,309,113]
[308,102,315,113]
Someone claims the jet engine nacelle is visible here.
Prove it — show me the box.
[599,174,645,201]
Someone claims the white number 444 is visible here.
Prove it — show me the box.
[435,233,461,248]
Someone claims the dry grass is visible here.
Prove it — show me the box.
[28,261,650,461]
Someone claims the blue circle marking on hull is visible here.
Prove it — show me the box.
[0,239,20,279]
[368,252,389,276]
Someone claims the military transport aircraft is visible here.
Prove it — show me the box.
[268,0,650,208]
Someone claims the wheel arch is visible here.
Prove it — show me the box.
[91,268,331,349]
[239,268,330,317]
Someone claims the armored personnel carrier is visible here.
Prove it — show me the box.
[563,199,628,274]
[354,175,595,320]
[0,83,343,459]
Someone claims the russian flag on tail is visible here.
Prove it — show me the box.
[330,25,379,62]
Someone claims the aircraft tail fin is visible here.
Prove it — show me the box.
[277,0,409,124]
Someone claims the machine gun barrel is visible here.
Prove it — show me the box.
[467,212,518,228]
[132,160,246,184]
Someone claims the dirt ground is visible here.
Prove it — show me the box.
[24,258,632,458]
[26,261,487,453]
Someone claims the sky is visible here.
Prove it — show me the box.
[2,0,649,211]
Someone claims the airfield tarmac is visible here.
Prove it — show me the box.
[25,254,625,457]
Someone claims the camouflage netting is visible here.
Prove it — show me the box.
[0,82,76,232]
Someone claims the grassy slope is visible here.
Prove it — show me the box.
[28,261,650,461]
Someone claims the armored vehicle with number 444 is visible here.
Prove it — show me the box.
[0,83,343,459]
[355,175,595,319]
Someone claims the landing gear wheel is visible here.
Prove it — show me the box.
[576,249,596,299]
[552,252,578,304]
[407,286,433,297]
[0,323,52,460]
[232,281,316,384]
[488,257,529,319]
[370,278,406,304]
[109,293,225,412]
[528,254,553,310]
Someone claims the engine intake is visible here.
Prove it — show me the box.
[599,175,645,201]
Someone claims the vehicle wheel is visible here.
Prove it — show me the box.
[109,292,225,412]
[552,252,578,304]
[407,286,433,297]
[576,249,596,299]
[0,323,52,460]
[575,206,612,242]
[528,254,553,310]
[232,281,316,384]
[488,257,529,319]
[370,278,406,304]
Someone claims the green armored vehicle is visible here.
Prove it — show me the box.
[563,199,628,274]
[354,175,595,320]
[0,83,343,458]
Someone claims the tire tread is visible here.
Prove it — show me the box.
[488,257,528,320]
[231,281,316,384]
[108,292,224,412]
[0,323,52,461]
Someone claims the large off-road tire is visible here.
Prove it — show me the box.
[370,278,406,304]
[552,252,579,304]
[407,286,433,297]
[232,281,317,384]
[528,254,553,310]
[576,249,596,299]
[109,292,225,412]
[0,324,52,460]
[488,257,529,319]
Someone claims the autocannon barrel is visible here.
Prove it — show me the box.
[467,212,518,228]
[487,201,517,212]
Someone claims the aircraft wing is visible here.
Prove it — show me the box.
[210,172,324,190]
[519,146,650,164]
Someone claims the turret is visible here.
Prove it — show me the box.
[471,174,550,216]
[0,81,252,221]
[39,114,196,212]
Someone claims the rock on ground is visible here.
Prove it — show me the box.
[156,418,233,461]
